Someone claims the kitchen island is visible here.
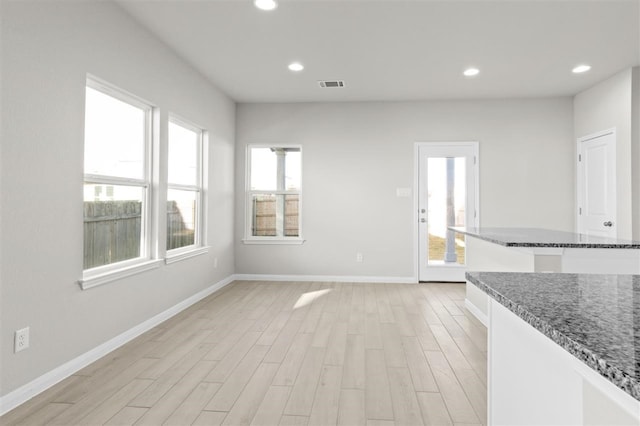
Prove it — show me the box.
[451,227,640,324]
[467,271,640,425]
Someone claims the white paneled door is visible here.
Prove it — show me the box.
[577,130,617,238]
[417,142,479,282]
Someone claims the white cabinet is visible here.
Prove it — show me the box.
[488,299,640,425]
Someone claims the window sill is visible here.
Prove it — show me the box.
[242,238,306,245]
[165,246,210,264]
[79,259,163,290]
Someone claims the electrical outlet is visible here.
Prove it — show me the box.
[213,257,218,268]
[356,252,363,263]
[14,327,29,353]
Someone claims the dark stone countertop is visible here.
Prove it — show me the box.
[466,271,640,401]
[451,226,640,249]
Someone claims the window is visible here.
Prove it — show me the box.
[245,146,302,243]
[83,79,155,281]
[166,118,205,256]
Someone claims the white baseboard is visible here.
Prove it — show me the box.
[465,298,489,327]
[0,275,235,416]
[233,274,417,284]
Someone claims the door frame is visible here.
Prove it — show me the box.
[576,128,616,237]
[413,141,480,282]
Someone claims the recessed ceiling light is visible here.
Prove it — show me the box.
[288,62,304,72]
[463,68,480,77]
[572,64,591,74]
[254,0,277,11]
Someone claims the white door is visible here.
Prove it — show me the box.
[577,130,616,238]
[417,142,479,282]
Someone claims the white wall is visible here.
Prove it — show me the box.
[0,2,235,398]
[574,68,636,239]
[235,99,574,278]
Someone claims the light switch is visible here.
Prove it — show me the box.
[396,187,412,198]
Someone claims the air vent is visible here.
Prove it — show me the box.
[318,80,345,88]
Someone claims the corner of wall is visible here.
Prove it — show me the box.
[632,66,640,241]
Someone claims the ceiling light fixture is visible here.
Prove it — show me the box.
[463,67,480,77]
[254,0,277,11]
[288,62,304,72]
[572,64,591,74]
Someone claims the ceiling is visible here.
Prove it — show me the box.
[117,0,640,103]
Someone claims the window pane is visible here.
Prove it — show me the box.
[427,157,466,265]
[250,147,301,191]
[168,122,198,186]
[250,148,277,190]
[84,87,146,179]
[167,189,197,250]
[252,193,276,236]
[83,184,144,269]
[284,194,300,236]
[251,193,299,237]
[285,150,301,190]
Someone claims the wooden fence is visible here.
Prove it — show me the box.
[83,201,142,269]
[253,195,299,237]
[84,200,195,269]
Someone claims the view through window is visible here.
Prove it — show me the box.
[167,120,203,251]
[247,147,301,239]
[83,83,151,270]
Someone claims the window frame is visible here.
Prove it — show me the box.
[80,77,160,289]
[165,115,209,262]
[243,144,304,244]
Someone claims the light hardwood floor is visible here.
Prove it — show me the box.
[1,281,487,426]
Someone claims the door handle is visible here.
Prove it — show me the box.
[603,221,613,227]
[420,218,426,223]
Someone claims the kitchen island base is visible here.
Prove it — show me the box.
[489,299,640,425]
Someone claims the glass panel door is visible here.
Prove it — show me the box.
[418,143,478,282]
